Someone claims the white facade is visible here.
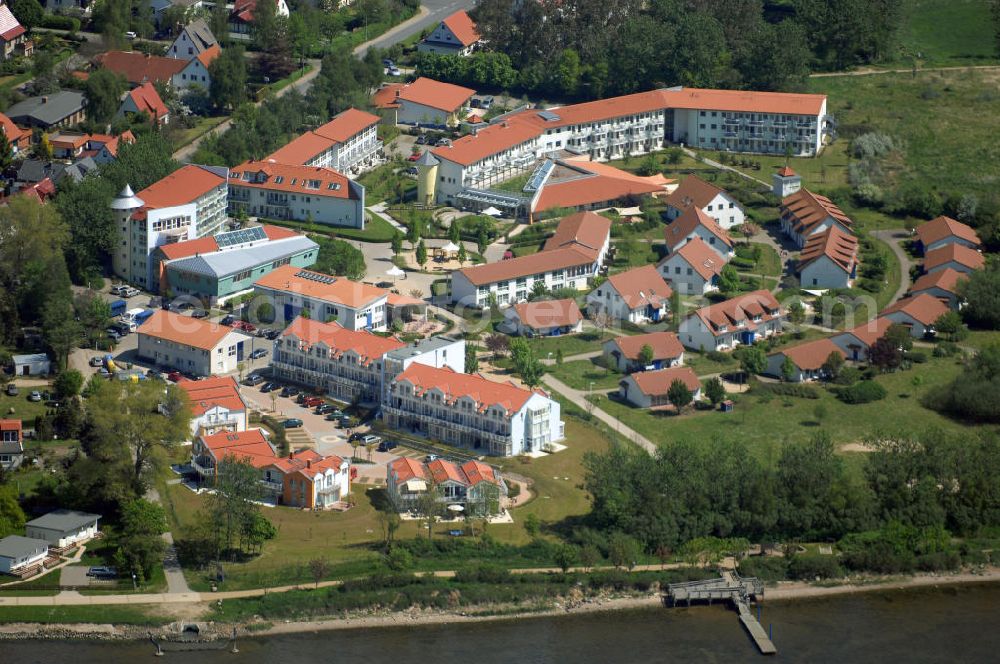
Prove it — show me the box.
[0,536,47,574]
[586,280,670,325]
[658,253,719,296]
[25,513,100,548]
[310,123,381,174]
[618,376,702,408]
[678,314,784,352]
[260,289,388,331]
[772,171,802,198]
[173,58,212,92]
[228,179,365,229]
[418,20,478,56]
[666,191,745,230]
[781,212,850,249]
[450,260,595,308]
[398,99,460,127]
[670,104,827,157]
[137,328,252,376]
[190,404,247,437]
[882,311,935,339]
[800,255,853,289]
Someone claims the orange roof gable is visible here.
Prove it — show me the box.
[457,246,593,286]
[372,82,405,109]
[882,293,951,326]
[127,81,168,122]
[390,457,426,484]
[200,429,276,468]
[606,265,673,310]
[664,207,733,250]
[461,459,499,486]
[140,309,242,350]
[542,211,611,254]
[178,376,246,416]
[910,267,966,296]
[256,265,387,309]
[313,107,380,143]
[534,161,666,213]
[138,164,226,209]
[691,290,782,335]
[916,215,981,248]
[0,112,27,144]
[665,174,725,211]
[775,338,844,371]
[781,189,853,236]
[396,77,474,113]
[924,244,985,272]
[660,87,825,116]
[440,10,480,46]
[196,43,221,68]
[94,50,186,86]
[229,160,357,200]
[280,317,405,365]
[671,236,725,280]
[630,366,700,396]
[798,225,858,273]
[611,331,684,361]
[394,364,541,415]
[842,317,894,347]
[266,131,336,165]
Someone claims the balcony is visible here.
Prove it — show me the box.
[191,459,215,477]
[260,479,283,493]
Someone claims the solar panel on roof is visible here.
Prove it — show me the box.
[537,110,560,122]
[216,226,267,247]
[295,270,336,284]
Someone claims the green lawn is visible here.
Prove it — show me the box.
[892,0,1000,67]
[547,359,622,391]
[750,242,782,277]
[526,330,606,357]
[494,172,532,193]
[0,389,52,424]
[0,605,172,625]
[588,354,981,457]
[168,115,228,151]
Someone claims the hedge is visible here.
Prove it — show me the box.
[753,382,821,399]
[40,15,81,31]
[834,380,887,404]
[730,256,756,270]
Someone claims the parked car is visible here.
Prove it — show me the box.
[87,566,118,579]
[110,285,130,296]
[408,151,423,161]
[263,329,281,340]
[260,382,280,393]
[125,31,136,39]
[348,432,365,442]
[123,286,140,298]
[302,396,324,408]
[106,328,123,341]
[27,390,42,402]
[191,308,209,319]
[405,166,418,175]
[324,410,345,421]
[361,434,381,446]
[146,369,163,380]
[98,367,111,377]
[387,66,401,77]
[232,320,257,333]
[220,315,235,326]
[282,386,300,398]
[244,373,265,386]
[249,348,268,360]
[415,134,428,145]
[315,403,334,414]
[89,356,104,367]
[382,58,394,67]
[282,418,304,428]
[424,454,439,463]
[435,138,451,147]
[377,440,398,452]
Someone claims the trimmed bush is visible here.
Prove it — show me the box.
[904,350,928,364]
[835,380,887,404]
[788,555,843,580]
[41,15,80,31]
[753,382,821,399]
[730,256,755,270]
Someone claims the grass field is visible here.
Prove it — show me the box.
[588,353,981,456]
[0,605,172,625]
[168,116,228,152]
[526,330,607,357]
[547,359,622,391]
[892,0,999,67]
[0,390,52,425]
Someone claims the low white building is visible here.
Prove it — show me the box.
[586,265,673,325]
[602,331,684,373]
[764,338,845,382]
[830,318,894,362]
[658,236,725,295]
[172,46,219,93]
[618,366,701,408]
[797,226,859,289]
[780,188,853,248]
[678,290,784,351]
[177,376,248,436]
[254,265,389,331]
[393,77,474,127]
[417,10,481,56]
[881,294,951,339]
[664,174,745,230]
[662,207,734,259]
[503,299,584,337]
[11,353,50,376]
[137,310,252,376]
[24,510,100,549]
[0,535,48,575]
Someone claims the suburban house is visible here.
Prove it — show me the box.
[0,112,29,153]
[797,225,859,289]
[657,236,725,295]
[664,174,745,229]
[418,10,481,56]
[5,91,86,129]
[384,364,564,457]
[172,45,220,92]
[137,310,253,376]
[504,299,583,337]
[908,268,966,309]
[117,81,169,126]
[915,215,981,254]
[167,19,217,59]
[386,457,508,516]
[618,366,701,409]
[830,317,894,361]
[450,212,610,307]
[0,5,27,60]
[266,107,383,174]
[229,0,290,39]
[390,77,475,127]
[93,51,187,87]
[227,160,366,229]
[586,264,673,324]
[0,419,23,472]
[111,164,229,288]
[271,317,406,403]
[12,353,50,376]
[177,376,248,436]
[191,428,276,482]
[662,207,734,259]
[678,290,785,351]
[923,243,985,275]
[0,536,48,576]
[48,131,88,159]
[427,86,829,210]
[154,224,318,303]
[772,166,801,198]
[24,510,101,549]
[263,449,351,510]
[881,293,951,338]
[764,338,846,382]
[85,131,136,163]
[779,189,853,248]
[602,331,684,373]
[255,265,390,330]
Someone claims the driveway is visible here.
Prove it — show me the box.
[872,228,913,305]
[58,565,92,588]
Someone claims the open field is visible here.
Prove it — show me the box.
[892,0,999,68]
[526,330,609,357]
[168,116,228,152]
[0,390,52,425]
[0,605,172,625]
[547,359,622,391]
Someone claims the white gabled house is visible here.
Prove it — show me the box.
[830,317,894,362]
[663,206,734,259]
[678,290,784,351]
[586,265,673,325]
[602,331,684,373]
[658,236,725,295]
[417,10,481,56]
[618,366,701,409]
[664,174,745,230]
[24,510,101,549]
[176,376,248,436]
[764,338,845,382]
[881,293,951,339]
[780,189,853,248]
[797,225,859,289]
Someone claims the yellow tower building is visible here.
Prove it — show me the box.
[415,151,440,207]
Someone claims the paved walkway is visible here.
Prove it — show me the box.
[680,148,771,188]
[540,350,602,366]
[810,64,1000,78]
[872,228,913,306]
[145,488,191,595]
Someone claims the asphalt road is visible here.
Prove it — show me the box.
[357,0,477,55]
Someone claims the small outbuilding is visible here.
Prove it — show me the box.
[25,509,101,548]
[12,353,50,376]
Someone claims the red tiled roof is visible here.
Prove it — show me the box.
[137,164,226,209]
[629,366,700,397]
[609,331,684,362]
[389,457,426,484]
[266,132,334,165]
[157,236,219,260]
[772,338,844,371]
[664,174,725,212]
[882,293,951,326]
[372,82,404,109]
[140,309,245,350]
[94,50,186,86]
[313,107,380,143]
[916,215,981,248]
[840,316,894,347]
[456,246,594,287]
[230,0,257,23]
[664,207,732,251]
[200,429,276,468]
[279,317,405,365]
[461,459,500,486]
[86,129,135,157]
[49,132,88,149]
[777,166,797,177]
[229,160,357,200]
[428,458,466,485]
[669,236,725,280]
[533,161,666,213]
[780,189,853,237]
[126,81,168,122]
[432,115,541,167]
[267,108,380,165]
[542,211,611,255]
[910,267,966,297]
[256,265,387,309]
[289,453,346,481]
[924,244,985,272]
[396,77,474,113]
[0,5,24,42]
[0,418,22,434]
[798,225,858,273]
[690,290,782,336]
[0,112,27,144]
[605,265,673,310]
[178,376,246,417]
[512,299,582,330]
[394,364,542,415]
[440,10,480,46]
[659,87,826,115]
[195,44,221,68]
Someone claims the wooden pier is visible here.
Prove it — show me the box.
[665,571,776,655]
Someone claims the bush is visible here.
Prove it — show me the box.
[834,380,887,404]
[706,350,730,363]
[752,382,821,399]
[40,14,80,31]
[730,257,755,270]
[933,342,960,358]
[904,350,928,364]
[738,556,789,583]
[788,555,844,580]
[834,366,862,385]
[851,132,896,160]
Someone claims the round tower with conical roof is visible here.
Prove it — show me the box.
[415,151,440,207]
[110,184,145,283]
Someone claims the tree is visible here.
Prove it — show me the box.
[209,46,248,111]
[476,227,489,255]
[0,485,26,538]
[788,300,806,330]
[415,482,440,541]
[308,558,330,587]
[718,264,742,294]
[934,310,967,342]
[391,231,403,256]
[457,243,468,265]
[415,239,428,267]
[704,377,726,405]
[554,544,578,573]
[448,220,461,244]
[822,350,845,379]
[869,337,903,372]
[241,512,277,556]
[780,355,797,382]
[113,498,168,584]
[465,344,479,373]
[510,338,544,387]
[667,379,693,413]
[86,69,129,125]
[885,323,914,352]
[377,510,401,551]
[485,333,510,360]
[607,531,641,570]
[204,455,265,559]
[637,344,654,368]
[739,345,767,378]
[10,0,43,30]
[523,512,541,538]
[406,218,422,249]
[0,132,12,174]
[555,347,564,365]
[959,265,1000,330]
[53,369,84,399]
[313,236,366,280]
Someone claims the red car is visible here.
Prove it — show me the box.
[408,151,422,161]
[232,320,257,333]
[302,396,324,408]
[167,371,190,383]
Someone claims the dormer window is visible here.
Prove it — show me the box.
[274,176,284,184]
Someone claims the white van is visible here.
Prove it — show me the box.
[120,308,144,330]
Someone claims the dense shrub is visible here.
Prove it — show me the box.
[706,350,730,363]
[904,350,928,364]
[40,14,80,30]
[787,555,844,580]
[753,382,821,399]
[738,556,789,583]
[851,132,897,160]
[730,257,756,270]
[933,342,960,358]
[834,366,862,385]
[835,380,887,404]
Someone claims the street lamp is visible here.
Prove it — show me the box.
[131,572,137,590]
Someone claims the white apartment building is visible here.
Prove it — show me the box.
[137,310,252,376]
[176,376,248,437]
[383,364,564,457]
[228,160,366,229]
[678,290,785,351]
[111,165,229,288]
[254,265,389,331]
[267,108,383,175]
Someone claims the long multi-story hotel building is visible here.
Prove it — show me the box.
[266,108,383,175]
[429,86,829,210]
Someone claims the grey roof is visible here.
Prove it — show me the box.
[386,336,458,360]
[5,91,86,127]
[167,236,318,279]
[0,438,22,455]
[111,184,145,210]
[184,18,217,51]
[62,157,99,184]
[25,509,100,533]
[415,151,439,167]
[16,159,65,185]
[13,353,49,364]
[0,535,48,560]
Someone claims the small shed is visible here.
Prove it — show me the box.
[721,399,735,412]
[12,353,50,376]
[25,509,101,548]
[0,535,48,575]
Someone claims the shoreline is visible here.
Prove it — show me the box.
[2,567,998,641]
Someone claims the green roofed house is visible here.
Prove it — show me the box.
[151,224,319,305]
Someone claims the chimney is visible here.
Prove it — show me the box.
[289,450,294,459]
[306,459,312,469]
[41,96,48,104]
